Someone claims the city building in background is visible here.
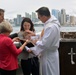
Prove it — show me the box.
[6,9,76,26]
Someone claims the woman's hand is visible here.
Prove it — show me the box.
[25,30,35,36]
[25,39,31,44]
[12,37,20,42]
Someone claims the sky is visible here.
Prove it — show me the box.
[0,0,76,19]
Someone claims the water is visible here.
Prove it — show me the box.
[12,25,76,34]
[60,26,76,32]
[11,25,43,34]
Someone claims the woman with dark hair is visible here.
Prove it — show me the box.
[20,18,35,32]
[18,17,39,75]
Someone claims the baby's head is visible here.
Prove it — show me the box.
[23,32,31,40]
[18,31,31,40]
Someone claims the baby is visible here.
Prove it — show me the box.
[18,31,31,41]
[18,31,34,47]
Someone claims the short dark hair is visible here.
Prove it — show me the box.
[36,7,50,17]
[0,8,5,15]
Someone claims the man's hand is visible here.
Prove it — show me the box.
[25,46,32,53]
[27,50,32,53]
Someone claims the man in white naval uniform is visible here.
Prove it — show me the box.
[27,7,60,75]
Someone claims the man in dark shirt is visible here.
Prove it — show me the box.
[0,8,4,23]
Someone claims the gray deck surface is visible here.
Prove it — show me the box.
[16,67,23,75]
